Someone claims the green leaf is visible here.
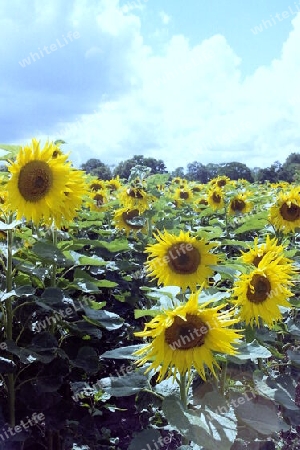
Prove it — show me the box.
[32,241,73,266]
[0,144,21,160]
[95,239,130,253]
[162,395,237,450]
[228,339,272,363]
[0,357,17,373]
[233,211,268,234]
[101,344,146,360]
[134,309,161,319]
[83,307,123,330]
[71,347,99,374]
[98,369,149,397]
[78,256,107,266]
[230,390,289,435]
[128,429,162,450]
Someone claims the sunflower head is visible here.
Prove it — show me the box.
[145,230,218,290]
[232,256,294,327]
[229,193,252,215]
[113,207,147,236]
[133,289,242,381]
[269,187,300,233]
[6,139,86,226]
[207,187,225,210]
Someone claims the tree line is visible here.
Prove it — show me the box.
[81,153,300,183]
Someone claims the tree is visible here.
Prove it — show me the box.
[217,162,254,182]
[186,162,209,183]
[171,167,185,178]
[81,159,112,180]
[113,155,167,180]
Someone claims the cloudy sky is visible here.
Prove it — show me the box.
[1,0,300,171]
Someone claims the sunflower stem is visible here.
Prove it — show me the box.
[5,225,16,427]
[51,226,58,287]
[219,360,227,396]
[179,371,190,445]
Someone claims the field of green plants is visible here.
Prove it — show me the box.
[0,141,299,450]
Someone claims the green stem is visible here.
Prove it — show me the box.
[179,371,190,445]
[51,227,58,287]
[219,360,227,396]
[5,227,15,427]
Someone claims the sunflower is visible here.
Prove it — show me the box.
[241,235,292,267]
[173,187,194,206]
[207,187,225,211]
[228,193,252,215]
[145,230,218,290]
[113,207,147,236]
[209,175,233,188]
[106,176,122,193]
[6,139,85,227]
[133,289,242,381]
[232,254,294,327]
[269,187,300,233]
[119,186,152,213]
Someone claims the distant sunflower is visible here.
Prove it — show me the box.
[119,186,152,213]
[133,289,242,381]
[113,207,147,236]
[145,230,218,290]
[241,235,292,267]
[207,187,225,211]
[269,187,300,233]
[210,175,233,188]
[60,169,87,225]
[232,255,294,327]
[173,187,194,206]
[6,139,81,226]
[106,176,122,193]
[228,193,252,215]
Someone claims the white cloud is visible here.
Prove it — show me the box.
[159,11,171,25]
[1,1,300,172]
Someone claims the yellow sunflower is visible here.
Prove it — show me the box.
[145,230,218,290]
[133,289,242,381]
[106,176,122,193]
[232,254,294,327]
[207,187,225,211]
[119,186,152,213]
[113,207,147,236]
[269,187,300,233]
[173,187,194,207]
[6,139,85,227]
[209,175,233,188]
[241,235,292,267]
[228,193,252,215]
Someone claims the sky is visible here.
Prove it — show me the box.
[1,0,300,172]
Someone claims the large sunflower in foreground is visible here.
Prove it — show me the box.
[241,235,292,267]
[133,290,242,381]
[232,254,294,327]
[145,230,218,290]
[6,139,85,226]
[269,187,300,233]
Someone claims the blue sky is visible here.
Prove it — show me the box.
[0,0,299,171]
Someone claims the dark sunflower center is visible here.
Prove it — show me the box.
[167,242,200,274]
[165,314,209,350]
[127,188,144,199]
[18,160,53,202]
[246,274,271,304]
[217,179,226,187]
[252,255,264,267]
[90,183,102,192]
[122,209,144,229]
[231,199,245,211]
[179,191,189,200]
[280,202,300,222]
[212,192,221,203]
[94,194,104,206]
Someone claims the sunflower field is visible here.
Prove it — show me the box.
[0,140,299,450]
